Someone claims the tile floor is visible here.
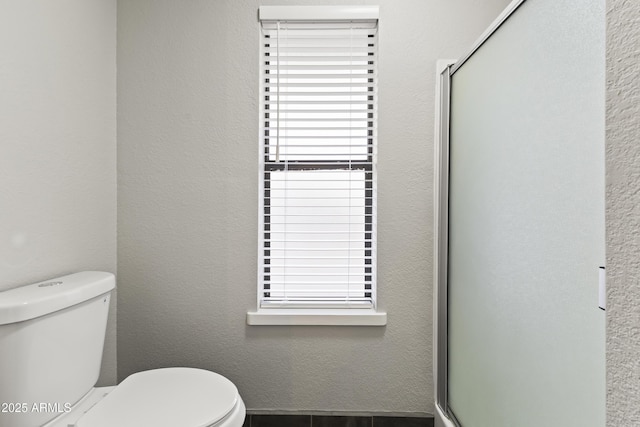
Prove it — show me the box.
[243,414,434,427]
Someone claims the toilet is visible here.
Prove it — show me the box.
[0,271,245,427]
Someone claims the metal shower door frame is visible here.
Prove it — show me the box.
[433,1,528,426]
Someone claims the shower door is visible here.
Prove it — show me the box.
[435,0,605,426]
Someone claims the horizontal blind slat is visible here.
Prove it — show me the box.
[264,127,373,131]
[264,55,376,61]
[264,73,374,79]
[265,64,374,71]
[263,136,371,140]
[265,91,372,97]
[262,286,364,290]
[262,118,373,122]
[265,100,372,105]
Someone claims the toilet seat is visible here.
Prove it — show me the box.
[76,368,239,427]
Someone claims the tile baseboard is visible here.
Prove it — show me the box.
[247,410,433,418]
[243,413,434,427]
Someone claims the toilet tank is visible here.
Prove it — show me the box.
[0,271,115,427]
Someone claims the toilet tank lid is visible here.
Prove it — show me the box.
[0,271,115,325]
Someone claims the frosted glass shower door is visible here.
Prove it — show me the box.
[445,0,605,426]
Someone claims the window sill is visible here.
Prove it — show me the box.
[246,308,387,326]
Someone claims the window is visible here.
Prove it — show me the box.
[250,6,385,325]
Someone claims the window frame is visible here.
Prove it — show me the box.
[248,6,386,326]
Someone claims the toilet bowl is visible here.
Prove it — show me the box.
[0,272,246,427]
[43,368,246,427]
[44,368,246,427]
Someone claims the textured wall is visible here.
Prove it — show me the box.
[606,1,640,424]
[0,0,117,385]
[117,0,510,413]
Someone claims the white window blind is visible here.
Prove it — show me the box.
[258,10,378,309]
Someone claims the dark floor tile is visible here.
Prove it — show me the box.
[372,417,434,427]
[313,415,372,427]
[252,414,312,427]
[243,414,250,427]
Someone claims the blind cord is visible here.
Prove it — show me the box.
[275,22,281,163]
[347,24,353,304]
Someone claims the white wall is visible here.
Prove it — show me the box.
[117,0,510,413]
[606,0,640,424]
[0,0,117,385]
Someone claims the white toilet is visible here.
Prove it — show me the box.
[0,271,246,427]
